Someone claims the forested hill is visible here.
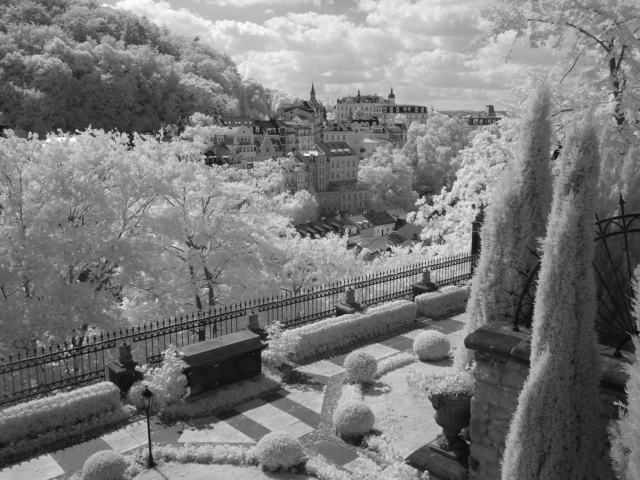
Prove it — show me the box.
[0,0,294,136]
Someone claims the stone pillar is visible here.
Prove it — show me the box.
[413,268,437,299]
[470,210,484,276]
[107,341,143,396]
[336,287,364,316]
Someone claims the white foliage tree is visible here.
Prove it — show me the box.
[409,124,515,257]
[401,112,470,195]
[358,145,418,212]
[501,116,602,480]
[457,87,553,367]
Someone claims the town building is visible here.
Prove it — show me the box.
[334,89,395,122]
[372,104,429,124]
[462,105,503,128]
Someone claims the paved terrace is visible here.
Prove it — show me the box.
[0,311,467,480]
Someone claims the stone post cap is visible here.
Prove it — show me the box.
[118,342,135,367]
[248,313,260,330]
[345,287,357,305]
[421,269,431,284]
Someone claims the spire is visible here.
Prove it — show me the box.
[310,81,316,102]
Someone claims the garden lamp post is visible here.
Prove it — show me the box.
[140,386,155,468]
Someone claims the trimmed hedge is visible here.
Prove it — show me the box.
[0,382,133,459]
[278,300,417,362]
[415,285,470,318]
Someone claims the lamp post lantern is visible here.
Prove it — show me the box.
[140,386,155,468]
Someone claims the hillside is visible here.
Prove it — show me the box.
[0,0,297,135]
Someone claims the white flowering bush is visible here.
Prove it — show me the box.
[415,286,470,318]
[279,300,417,362]
[129,345,188,410]
[404,367,473,398]
[333,400,376,438]
[262,321,301,369]
[161,373,279,418]
[255,432,305,471]
[82,450,128,480]
[0,382,133,459]
[413,331,450,361]
[344,351,377,384]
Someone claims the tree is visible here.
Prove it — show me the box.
[609,266,640,480]
[409,123,515,257]
[357,145,418,212]
[270,190,319,225]
[353,107,362,120]
[0,129,168,351]
[401,112,470,194]
[457,87,553,367]
[501,116,602,480]
[488,0,640,131]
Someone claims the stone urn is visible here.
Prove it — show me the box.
[428,393,472,461]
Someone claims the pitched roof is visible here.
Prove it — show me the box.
[365,211,396,226]
[395,223,423,241]
[358,232,406,252]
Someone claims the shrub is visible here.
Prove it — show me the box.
[82,450,128,480]
[275,300,417,362]
[413,331,450,361]
[415,286,470,318]
[255,432,305,471]
[129,345,188,410]
[333,400,375,438]
[376,352,417,379]
[458,86,552,370]
[501,116,602,479]
[344,351,377,384]
[0,382,133,459]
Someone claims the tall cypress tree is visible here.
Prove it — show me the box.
[501,117,602,480]
[456,86,553,368]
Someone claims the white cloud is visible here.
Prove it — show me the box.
[114,0,565,110]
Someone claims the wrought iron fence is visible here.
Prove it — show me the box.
[0,252,477,408]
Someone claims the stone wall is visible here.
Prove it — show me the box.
[465,323,630,480]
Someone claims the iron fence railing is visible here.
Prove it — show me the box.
[0,252,477,408]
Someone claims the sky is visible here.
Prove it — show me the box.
[104,0,566,111]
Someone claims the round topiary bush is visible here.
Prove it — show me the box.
[413,330,450,361]
[333,400,375,438]
[255,432,305,471]
[82,450,128,480]
[344,351,377,384]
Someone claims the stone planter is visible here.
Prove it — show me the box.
[428,393,472,461]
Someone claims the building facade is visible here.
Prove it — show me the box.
[463,105,503,128]
[334,89,396,122]
[372,104,429,124]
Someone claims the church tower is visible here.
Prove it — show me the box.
[310,82,316,103]
[388,87,396,105]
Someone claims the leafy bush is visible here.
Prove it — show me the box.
[82,450,128,480]
[344,351,377,384]
[129,345,188,410]
[404,367,473,397]
[412,331,450,361]
[255,432,305,471]
[128,443,256,468]
[376,352,418,378]
[415,286,470,318]
[333,400,376,438]
[262,321,301,369]
[274,300,417,362]
[0,382,133,459]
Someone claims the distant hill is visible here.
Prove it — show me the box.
[0,0,297,136]
[438,110,507,118]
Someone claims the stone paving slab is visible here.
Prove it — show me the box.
[310,440,359,466]
[277,388,324,415]
[355,343,400,361]
[0,455,65,480]
[296,360,345,383]
[50,437,112,474]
